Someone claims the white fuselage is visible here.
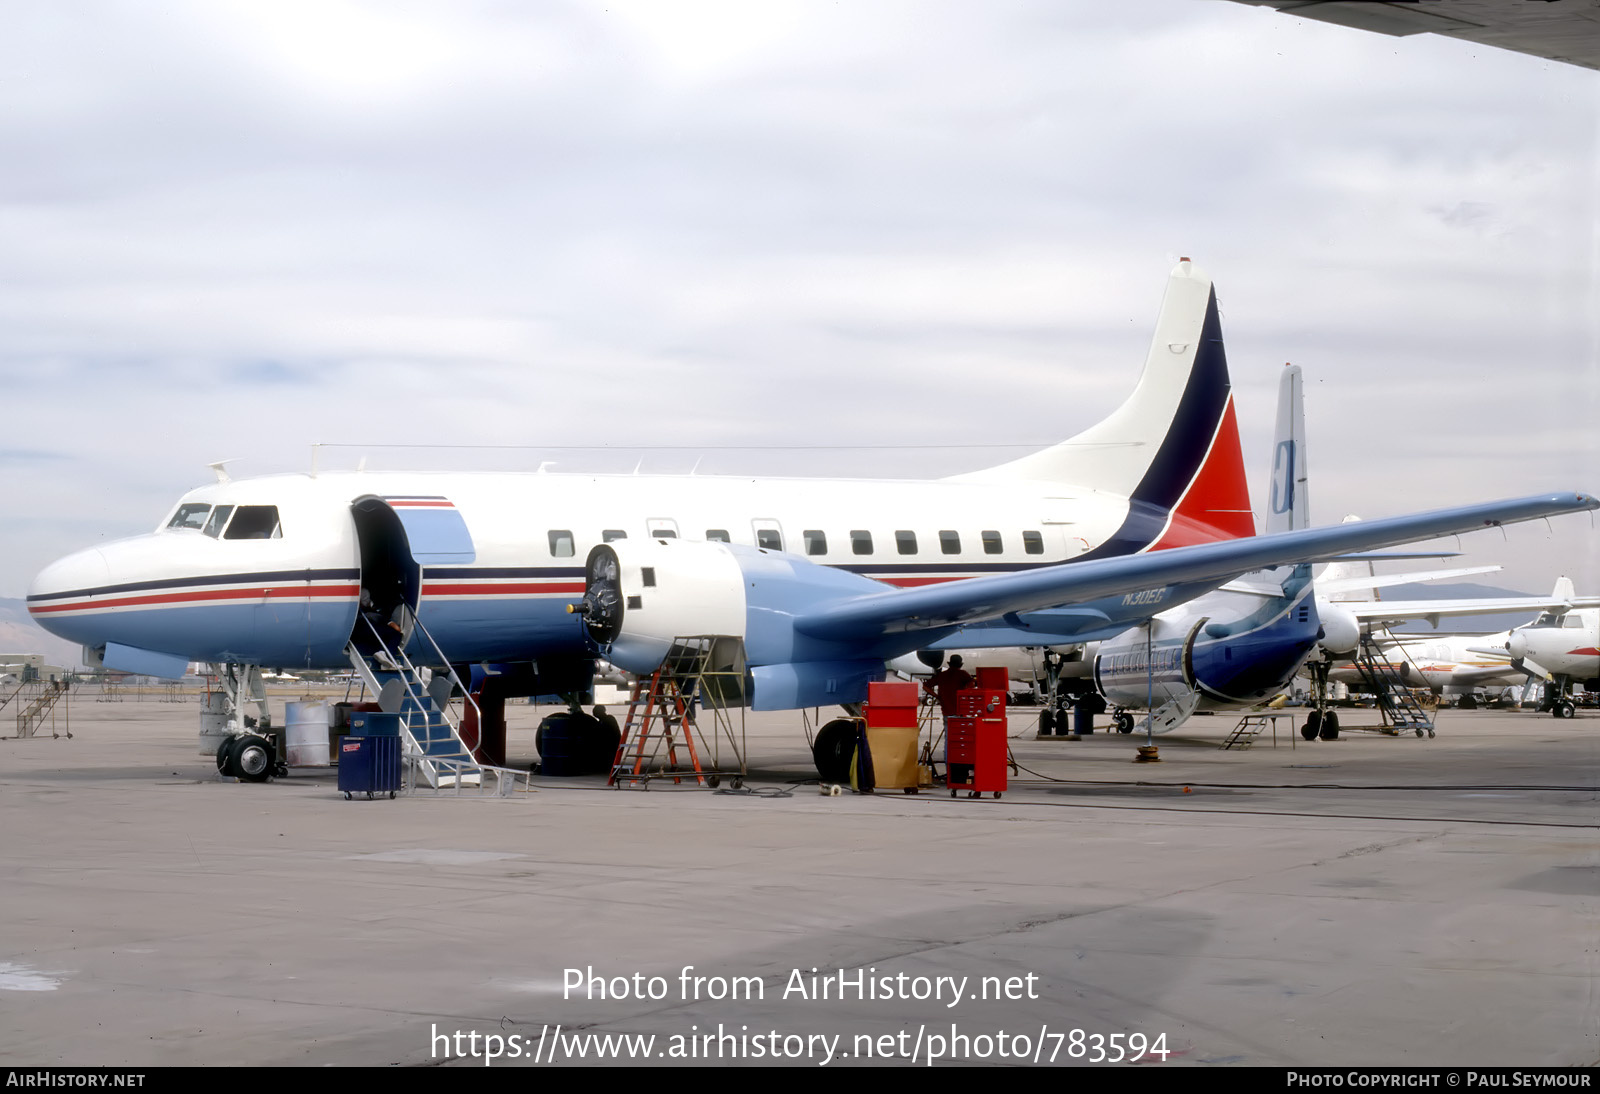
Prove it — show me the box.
[27,468,1135,670]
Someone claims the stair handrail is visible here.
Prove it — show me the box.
[395,603,483,739]
[355,615,457,769]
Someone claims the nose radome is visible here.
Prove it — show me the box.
[1506,632,1528,660]
[27,547,112,638]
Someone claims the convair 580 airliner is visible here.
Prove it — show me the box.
[28,261,1596,771]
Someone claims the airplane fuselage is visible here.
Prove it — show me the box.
[28,468,1145,671]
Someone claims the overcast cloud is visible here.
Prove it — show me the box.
[1,0,1595,602]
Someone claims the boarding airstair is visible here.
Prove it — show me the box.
[1352,634,1435,738]
[346,608,484,790]
[610,635,748,789]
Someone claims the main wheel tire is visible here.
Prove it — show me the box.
[232,734,275,782]
[1115,712,1135,734]
[1301,711,1323,741]
[812,719,858,784]
[1557,699,1577,720]
[216,736,239,777]
[1038,710,1055,735]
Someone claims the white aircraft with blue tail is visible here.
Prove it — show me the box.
[27,261,1596,780]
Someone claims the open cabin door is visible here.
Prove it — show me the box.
[348,494,477,651]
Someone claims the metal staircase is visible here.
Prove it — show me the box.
[4,679,71,740]
[1352,634,1435,737]
[346,610,484,790]
[1221,714,1268,750]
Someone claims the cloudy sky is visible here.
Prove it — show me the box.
[2,0,1596,605]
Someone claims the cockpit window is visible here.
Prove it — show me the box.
[202,505,235,538]
[223,505,281,540]
[167,503,211,530]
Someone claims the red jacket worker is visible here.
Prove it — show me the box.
[923,655,974,718]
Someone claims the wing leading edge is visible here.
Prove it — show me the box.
[795,492,1597,643]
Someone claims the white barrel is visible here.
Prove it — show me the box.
[199,691,230,757]
[285,700,331,767]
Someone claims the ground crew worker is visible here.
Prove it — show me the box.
[924,655,974,724]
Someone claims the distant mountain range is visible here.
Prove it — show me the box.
[0,599,84,669]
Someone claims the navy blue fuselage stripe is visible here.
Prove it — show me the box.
[1075,287,1232,562]
[26,568,362,603]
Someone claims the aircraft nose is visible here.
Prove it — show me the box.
[1506,632,1528,660]
[27,546,112,641]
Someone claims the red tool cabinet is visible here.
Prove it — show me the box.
[946,687,1007,799]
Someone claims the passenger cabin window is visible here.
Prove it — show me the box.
[705,529,730,542]
[803,530,827,556]
[895,531,917,555]
[167,503,210,531]
[756,529,782,551]
[981,530,1003,555]
[224,505,281,540]
[548,530,575,557]
[1022,530,1043,555]
[602,529,627,542]
[202,505,235,538]
[851,530,873,556]
[939,530,960,555]
[647,521,678,540]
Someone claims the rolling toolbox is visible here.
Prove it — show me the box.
[338,735,402,799]
[946,687,1007,799]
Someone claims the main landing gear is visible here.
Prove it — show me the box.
[216,733,282,783]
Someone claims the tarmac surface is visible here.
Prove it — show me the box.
[1,690,1596,1068]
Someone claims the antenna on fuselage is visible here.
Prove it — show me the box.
[207,460,236,483]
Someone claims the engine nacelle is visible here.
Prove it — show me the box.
[569,539,893,708]
[570,540,747,675]
[1315,600,1361,657]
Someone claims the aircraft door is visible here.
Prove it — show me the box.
[349,498,422,654]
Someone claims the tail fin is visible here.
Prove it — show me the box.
[954,259,1254,553]
[1266,363,1310,534]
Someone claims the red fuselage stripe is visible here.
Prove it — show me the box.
[29,584,361,614]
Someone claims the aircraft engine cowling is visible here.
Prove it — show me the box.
[1315,601,1361,657]
[570,540,747,675]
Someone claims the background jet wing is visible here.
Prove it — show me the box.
[1346,597,1585,628]
[795,492,1596,643]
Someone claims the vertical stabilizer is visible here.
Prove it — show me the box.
[1266,363,1310,534]
[954,259,1255,555]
